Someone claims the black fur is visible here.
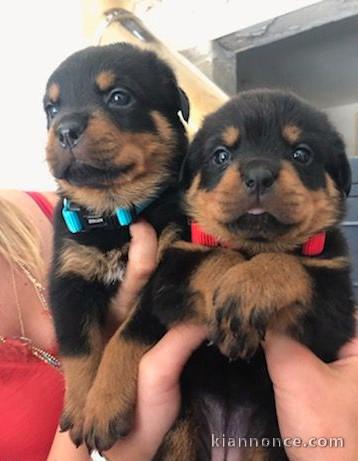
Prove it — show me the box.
[45,43,189,351]
[46,52,355,460]
[121,90,355,460]
[183,90,351,197]
[44,43,190,447]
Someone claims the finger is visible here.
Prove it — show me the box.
[332,338,358,381]
[338,337,358,359]
[127,220,158,277]
[113,221,158,322]
[135,324,207,450]
[262,330,326,388]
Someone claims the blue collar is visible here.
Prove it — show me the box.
[62,197,154,233]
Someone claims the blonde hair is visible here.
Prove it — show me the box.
[0,196,43,277]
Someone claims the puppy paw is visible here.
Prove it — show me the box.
[83,387,135,452]
[211,266,274,360]
[60,407,85,448]
[210,297,263,360]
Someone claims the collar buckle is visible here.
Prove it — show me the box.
[62,199,145,233]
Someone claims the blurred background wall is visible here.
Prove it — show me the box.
[1,0,356,190]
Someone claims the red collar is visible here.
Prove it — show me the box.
[191,222,326,256]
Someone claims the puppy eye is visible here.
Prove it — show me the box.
[291,144,313,164]
[212,146,232,167]
[46,104,59,120]
[106,88,134,108]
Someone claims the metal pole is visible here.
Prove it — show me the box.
[81,1,228,135]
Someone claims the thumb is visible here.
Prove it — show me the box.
[114,220,157,322]
[262,330,326,389]
[127,219,158,277]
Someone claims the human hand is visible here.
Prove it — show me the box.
[103,323,207,461]
[263,332,358,461]
[50,324,206,461]
[105,220,158,333]
[97,219,207,459]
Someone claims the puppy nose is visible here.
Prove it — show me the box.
[56,115,88,150]
[244,165,277,195]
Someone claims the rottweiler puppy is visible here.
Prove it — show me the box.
[100,90,355,459]
[43,43,189,447]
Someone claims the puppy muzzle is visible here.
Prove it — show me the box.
[56,113,89,150]
[241,159,280,197]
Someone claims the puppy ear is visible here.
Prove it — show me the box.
[179,150,190,184]
[179,130,202,186]
[327,137,352,197]
[338,153,352,197]
[177,87,190,122]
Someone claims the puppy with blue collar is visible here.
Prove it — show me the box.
[44,43,189,449]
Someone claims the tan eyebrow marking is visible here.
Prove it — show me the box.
[282,124,302,144]
[222,126,240,147]
[150,111,175,144]
[48,83,60,102]
[96,71,116,91]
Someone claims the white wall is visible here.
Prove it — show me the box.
[139,0,321,50]
[0,1,86,190]
[325,102,358,157]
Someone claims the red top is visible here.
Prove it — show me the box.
[0,193,64,461]
[25,191,55,223]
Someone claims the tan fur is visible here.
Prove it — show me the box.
[219,253,312,319]
[171,240,209,252]
[270,304,308,334]
[300,256,349,269]
[61,326,103,441]
[212,253,312,357]
[273,167,340,250]
[48,83,60,102]
[282,124,302,144]
[151,110,177,145]
[222,125,240,147]
[185,169,245,247]
[96,70,116,91]
[185,163,341,255]
[46,111,177,213]
[245,448,270,461]
[83,314,150,446]
[157,224,211,261]
[161,417,197,461]
[189,249,245,322]
[58,239,126,284]
[157,224,182,260]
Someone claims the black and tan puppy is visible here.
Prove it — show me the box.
[102,90,355,459]
[43,43,189,446]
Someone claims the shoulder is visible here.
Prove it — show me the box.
[0,189,59,211]
[0,189,59,250]
[0,190,58,226]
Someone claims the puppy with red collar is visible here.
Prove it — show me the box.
[103,89,355,460]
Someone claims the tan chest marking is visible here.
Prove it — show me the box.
[58,240,127,284]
